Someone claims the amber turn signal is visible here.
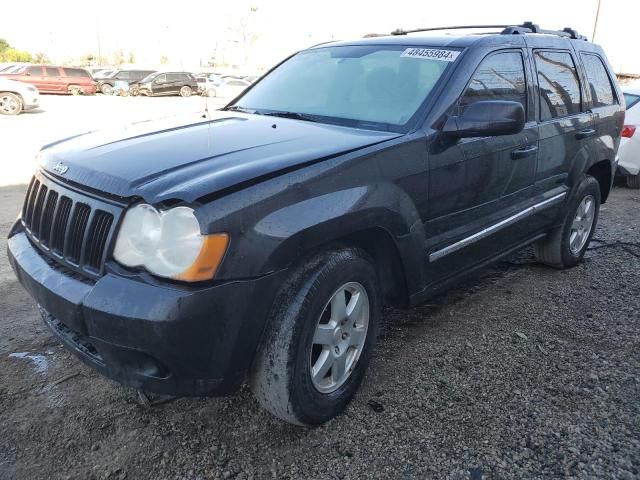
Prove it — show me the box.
[174,233,229,282]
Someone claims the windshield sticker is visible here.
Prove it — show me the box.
[401,48,460,62]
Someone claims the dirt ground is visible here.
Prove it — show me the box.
[1,185,639,480]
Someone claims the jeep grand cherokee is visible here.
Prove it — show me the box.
[8,22,624,425]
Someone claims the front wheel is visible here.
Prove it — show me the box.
[250,248,381,426]
[68,85,83,95]
[180,86,192,97]
[0,92,23,115]
[535,175,601,268]
[101,84,113,95]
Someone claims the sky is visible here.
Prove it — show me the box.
[4,0,639,73]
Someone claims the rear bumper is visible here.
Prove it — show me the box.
[8,229,286,396]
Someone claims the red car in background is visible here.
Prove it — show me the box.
[1,65,97,95]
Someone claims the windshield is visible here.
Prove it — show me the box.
[230,45,457,131]
[140,72,159,83]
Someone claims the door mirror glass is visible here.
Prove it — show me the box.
[442,100,525,138]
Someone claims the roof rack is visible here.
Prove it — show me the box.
[390,21,588,41]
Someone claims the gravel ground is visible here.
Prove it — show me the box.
[1,185,639,480]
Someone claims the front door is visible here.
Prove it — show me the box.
[425,49,538,284]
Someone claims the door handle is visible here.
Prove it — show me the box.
[511,145,538,160]
[576,128,596,140]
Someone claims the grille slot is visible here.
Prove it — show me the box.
[66,203,91,264]
[39,191,58,246]
[85,211,114,271]
[51,196,73,254]
[21,175,118,278]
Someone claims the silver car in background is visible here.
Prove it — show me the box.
[0,78,40,115]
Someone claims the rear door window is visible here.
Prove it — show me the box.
[623,93,640,109]
[64,68,91,78]
[26,66,42,75]
[581,54,617,107]
[45,67,60,77]
[459,51,527,113]
[534,50,582,120]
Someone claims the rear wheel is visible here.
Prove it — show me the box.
[101,83,113,95]
[250,248,381,426]
[180,86,192,97]
[535,175,601,268]
[0,92,22,115]
[626,174,640,189]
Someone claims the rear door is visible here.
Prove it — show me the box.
[528,49,592,231]
[579,52,623,159]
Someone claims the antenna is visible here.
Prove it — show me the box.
[202,94,210,120]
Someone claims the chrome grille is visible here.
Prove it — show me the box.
[21,173,122,278]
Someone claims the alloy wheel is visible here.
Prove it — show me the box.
[309,282,369,394]
[569,194,596,254]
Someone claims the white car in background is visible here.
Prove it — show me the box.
[204,77,251,98]
[0,78,40,115]
[618,87,640,188]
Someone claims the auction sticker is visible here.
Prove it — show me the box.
[401,48,460,62]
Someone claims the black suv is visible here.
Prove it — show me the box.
[134,72,199,97]
[98,70,156,95]
[7,23,624,425]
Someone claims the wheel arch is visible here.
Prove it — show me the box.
[586,159,613,203]
[247,186,427,307]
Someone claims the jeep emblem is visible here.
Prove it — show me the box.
[52,162,68,175]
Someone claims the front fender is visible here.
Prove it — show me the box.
[213,183,426,294]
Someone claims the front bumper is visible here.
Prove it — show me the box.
[8,229,285,396]
[23,93,40,110]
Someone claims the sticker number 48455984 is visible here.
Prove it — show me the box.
[400,48,460,62]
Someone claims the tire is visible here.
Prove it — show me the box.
[68,85,83,96]
[0,92,23,115]
[101,84,113,95]
[250,247,381,426]
[626,174,640,189]
[534,175,601,269]
[180,86,192,97]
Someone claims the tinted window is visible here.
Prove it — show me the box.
[460,51,527,113]
[116,71,130,80]
[26,66,42,75]
[155,74,167,83]
[623,93,640,110]
[45,67,60,77]
[581,54,616,108]
[228,80,247,86]
[64,68,90,78]
[534,51,582,120]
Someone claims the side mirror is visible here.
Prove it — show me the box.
[442,100,525,138]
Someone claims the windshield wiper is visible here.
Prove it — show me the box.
[261,111,321,123]
[225,105,256,113]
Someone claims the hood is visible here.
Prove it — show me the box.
[39,111,401,203]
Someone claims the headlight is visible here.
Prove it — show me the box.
[113,204,228,282]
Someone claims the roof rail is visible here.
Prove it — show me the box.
[391,21,588,41]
